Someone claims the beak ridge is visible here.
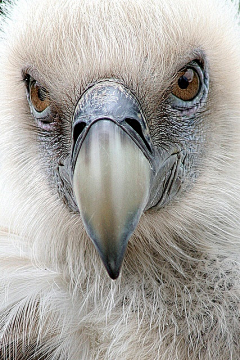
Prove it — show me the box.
[72,81,153,279]
[73,119,151,279]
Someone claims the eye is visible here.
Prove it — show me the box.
[25,74,52,120]
[172,68,200,101]
[169,61,209,111]
[30,80,51,113]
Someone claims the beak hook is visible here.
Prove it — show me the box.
[71,81,153,279]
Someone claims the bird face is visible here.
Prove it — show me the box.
[1,0,240,279]
[24,59,209,278]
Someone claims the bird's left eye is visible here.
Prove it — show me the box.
[169,61,209,110]
[172,68,200,101]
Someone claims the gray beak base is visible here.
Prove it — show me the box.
[72,82,153,279]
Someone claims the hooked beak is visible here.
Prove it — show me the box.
[71,81,153,279]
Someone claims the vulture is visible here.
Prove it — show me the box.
[0,0,240,358]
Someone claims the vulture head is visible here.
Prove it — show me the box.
[0,0,240,358]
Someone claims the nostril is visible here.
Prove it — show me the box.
[73,121,87,145]
[125,118,152,153]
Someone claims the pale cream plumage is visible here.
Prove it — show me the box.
[0,0,240,359]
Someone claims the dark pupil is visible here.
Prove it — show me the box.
[178,75,189,90]
[37,87,47,101]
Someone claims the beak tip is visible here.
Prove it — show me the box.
[103,257,121,280]
[107,268,120,280]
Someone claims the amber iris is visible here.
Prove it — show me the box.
[172,68,200,101]
[30,81,50,113]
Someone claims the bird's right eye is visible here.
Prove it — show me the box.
[30,80,51,113]
[25,74,52,121]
